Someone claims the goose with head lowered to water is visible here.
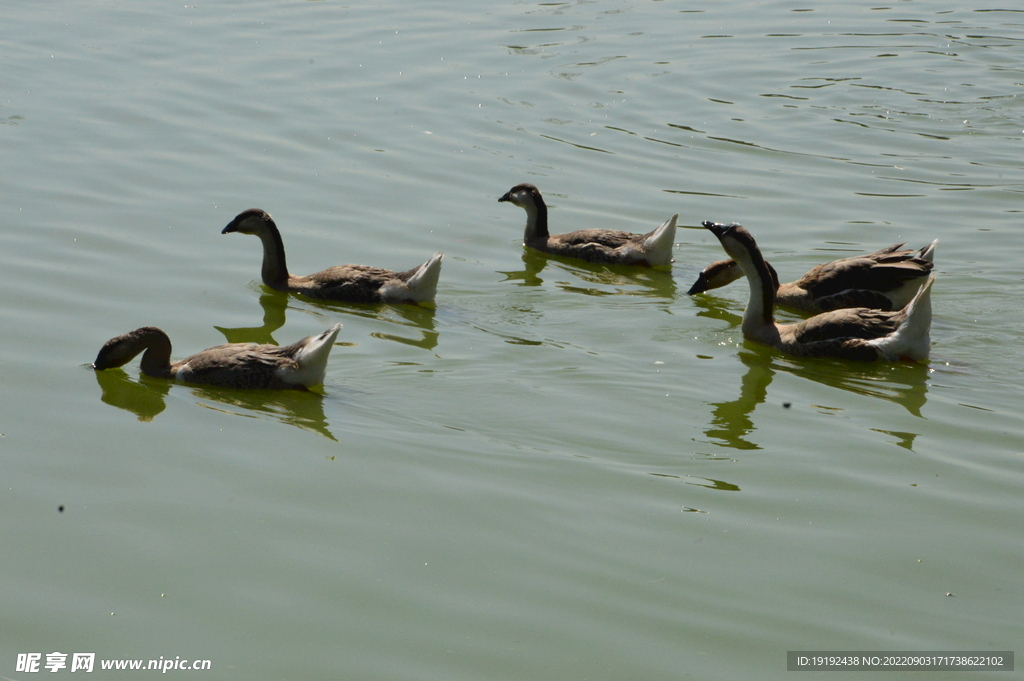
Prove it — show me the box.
[498,183,678,268]
[222,209,443,305]
[701,221,934,362]
[687,239,936,313]
[92,324,342,389]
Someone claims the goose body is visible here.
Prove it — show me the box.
[222,209,443,305]
[92,324,342,389]
[498,183,677,268]
[701,221,933,362]
[688,240,936,313]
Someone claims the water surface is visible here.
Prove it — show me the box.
[2,2,1022,679]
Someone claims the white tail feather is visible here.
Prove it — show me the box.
[917,239,938,263]
[280,323,342,387]
[640,214,678,268]
[868,276,934,362]
[380,252,443,304]
[885,240,936,309]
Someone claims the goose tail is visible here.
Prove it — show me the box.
[869,276,934,362]
[383,252,443,304]
[640,214,678,269]
[917,239,938,263]
[286,323,342,387]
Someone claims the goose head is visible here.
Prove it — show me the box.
[93,336,137,370]
[499,183,549,241]
[222,208,275,236]
[687,259,744,295]
[498,183,544,210]
[688,256,780,296]
[92,327,170,371]
[701,221,765,275]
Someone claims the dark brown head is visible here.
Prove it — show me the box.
[688,257,780,295]
[701,221,765,267]
[93,327,170,370]
[498,183,545,210]
[222,208,275,236]
[701,221,779,323]
[687,259,743,295]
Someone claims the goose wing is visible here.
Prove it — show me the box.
[551,228,636,250]
[776,308,907,360]
[811,288,896,312]
[786,307,902,344]
[783,337,883,361]
[546,228,641,262]
[797,250,933,300]
[298,265,398,302]
[173,343,298,388]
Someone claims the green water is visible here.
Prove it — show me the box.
[2,2,1022,679]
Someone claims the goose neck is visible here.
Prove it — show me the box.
[256,221,290,287]
[135,329,174,378]
[734,248,778,335]
[523,198,549,242]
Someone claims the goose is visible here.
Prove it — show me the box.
[688,239,936,313]
[222,209,443,304]
[498,183,677,268]
[701,221,934,362]
[92,324,342,389]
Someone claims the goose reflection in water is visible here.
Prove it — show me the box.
[699,348,931,453]
[92,366,337,441]
[217,288,439,352]
[215,292,289,346]
[704,351,772,451]
[500,249,677,300]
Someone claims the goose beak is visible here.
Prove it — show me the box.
[497,191,512,203]
[701,221,732,238]
[221,220,239,235]
[687,271,712,296]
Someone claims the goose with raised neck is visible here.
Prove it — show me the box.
[498,183,677,268]
[92,324,342,389]
[701,221,933,362]
[688,239,936,313]
[222,209,443,305]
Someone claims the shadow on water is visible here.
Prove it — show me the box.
[499,248,548,287]
[646,472,741,503]
[214,292,289,345]
[93,367,337,440]
[774,353,931,420]
[690,292,744,325]
[700,347,932,452]
[93,365,171,422]
[705,351,773,451]
[365,302,439,351]
[499,249,677,299]
[187,384,337,442]
[216,289,439,351]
